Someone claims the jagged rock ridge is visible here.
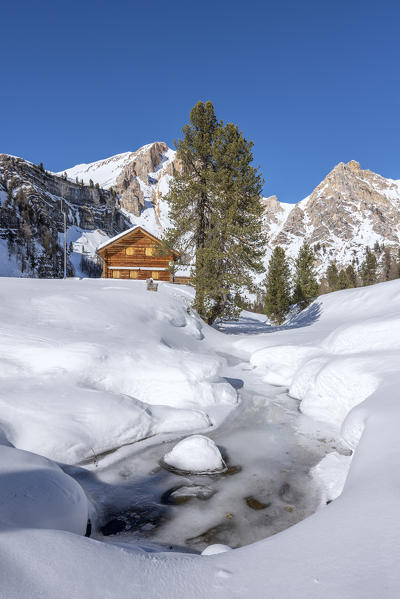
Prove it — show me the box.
[262,160,400,275]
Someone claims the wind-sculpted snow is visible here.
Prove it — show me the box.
[0,278,236,463]
[244,280,400,429]
[1,279,400,598]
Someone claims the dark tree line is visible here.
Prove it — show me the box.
[263,242,400,325]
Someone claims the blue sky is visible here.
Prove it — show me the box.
[1,0,399,203]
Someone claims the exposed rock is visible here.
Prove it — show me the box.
[264,160,400,275]
[245,496,271,510]
[0,154,130,277]
[113,141,181,216]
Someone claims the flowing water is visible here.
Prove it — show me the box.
[67,345,348,553]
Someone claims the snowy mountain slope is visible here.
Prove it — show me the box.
[263,161,400,274]
[61,152,400,277]
[0,278,400,597]
[56,151,136,189]
[0,143,177,278]
[58,141,178,237]
[0,154,129,278]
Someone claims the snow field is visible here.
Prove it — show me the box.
[0,278,237,463]
[0,278,400,597]
[245,280,400,432]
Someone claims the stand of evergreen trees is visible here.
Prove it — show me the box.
[2,185,73,278]
[263,242,400,325]
[264,242,319,324]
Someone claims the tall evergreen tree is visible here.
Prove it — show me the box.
[264,246,291,324]
[345,264,357,288]
[164,101,265,323]
[327,262,339,292]
[164,101,218,318]
[337,268,349,289]
[360,246,378,286]
[293,242,318,308]
[382,247,399,281]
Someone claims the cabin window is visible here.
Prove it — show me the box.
[112,270,120,279]
[130,270,138,279]
[126,247,134,256]
[151,271,159,280]
[145,247,155,257]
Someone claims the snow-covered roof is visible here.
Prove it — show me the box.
[96,225,141,251]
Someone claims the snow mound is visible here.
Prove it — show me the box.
[0,445,88,535]
[201,544,232,555]
[163,435,226,473]
[243,280,400,429]
[0,278,237,463]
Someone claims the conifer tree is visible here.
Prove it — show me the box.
[360,246,378,286]
[164,101,218,317]
[381,247,399,281]
[264,246,291,324]
[293,242,318,308]
[164,101,265,323]
[345,264,357,288]
[327,262,339,292]
[337,268,349,289]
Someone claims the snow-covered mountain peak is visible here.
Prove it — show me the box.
[263,160,400,274]
[56,151,135,189]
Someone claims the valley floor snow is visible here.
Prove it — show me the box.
[0,277,399,597]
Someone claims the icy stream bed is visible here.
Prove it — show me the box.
[67,351,348,552]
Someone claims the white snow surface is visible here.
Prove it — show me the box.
[55,151,136,189]
[0,445,88,535]
[1,278,400,597]
[0,278,236,464]
[163,435,226,473]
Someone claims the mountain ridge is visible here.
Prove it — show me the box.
[1,143,399,281]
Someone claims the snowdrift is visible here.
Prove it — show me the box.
[243,280,400,432]
[0,278,400,598]
[0,278,236,463]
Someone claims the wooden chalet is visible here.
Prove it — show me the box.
[96,225,191,284]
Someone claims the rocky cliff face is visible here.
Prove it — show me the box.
[60,141,181,219]
[0,141,181,278]
[0,154,129,277]
[263,161,400,274]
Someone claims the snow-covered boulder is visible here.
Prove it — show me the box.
[163,435,226,474]
[201,544,232,555]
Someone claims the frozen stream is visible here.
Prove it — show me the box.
[66,336,349,553]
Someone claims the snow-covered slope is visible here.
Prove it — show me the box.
[1,278,400,597]
[263,161,400,275]
[56,151,136,189]
[58,141,177,237]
